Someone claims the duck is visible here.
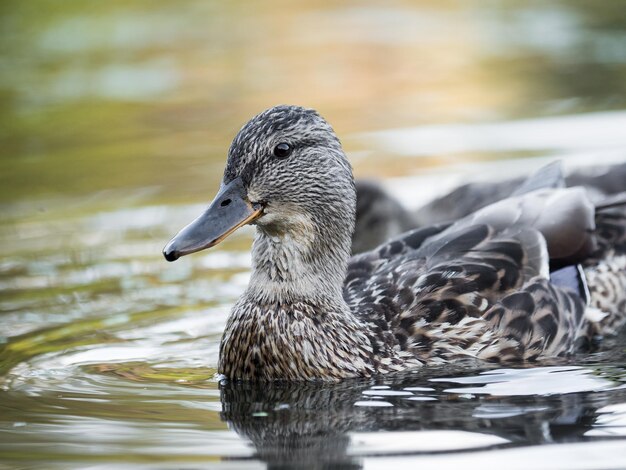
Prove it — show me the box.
[352,161,626,254]
[353,180,415,255]
[163,105,626,381]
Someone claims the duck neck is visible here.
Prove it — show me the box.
[247,209,354,307]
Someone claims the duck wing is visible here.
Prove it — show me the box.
[344,221,585,362]
[457,187,596,268]
[344,180,602,363]
[510,160,565,196]
[410,160,566,228]
[451,160,596,266]
[412,161,625,228]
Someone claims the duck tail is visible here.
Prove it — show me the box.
[582,190,626,339]
[592,192,626,255]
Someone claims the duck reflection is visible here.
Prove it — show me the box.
[218,368,623,467]
[220,379,365,468]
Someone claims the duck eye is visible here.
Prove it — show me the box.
[273,142,292,159]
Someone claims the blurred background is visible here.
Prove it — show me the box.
[2,0,626,217]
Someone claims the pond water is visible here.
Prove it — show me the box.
[1,1,626,469]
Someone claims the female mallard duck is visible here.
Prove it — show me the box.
[163,105,626,381]
[353,162,626,254]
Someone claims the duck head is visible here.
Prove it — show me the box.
[163,105,356,263]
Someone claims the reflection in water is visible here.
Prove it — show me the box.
[1,321,625,468]
[218,367,626,468]
[222,381,360,468]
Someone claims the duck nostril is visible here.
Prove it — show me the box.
[221,198,232,207]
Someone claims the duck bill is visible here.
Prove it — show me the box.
[163,177,262,262]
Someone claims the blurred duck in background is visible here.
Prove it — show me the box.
[353,162,626,254]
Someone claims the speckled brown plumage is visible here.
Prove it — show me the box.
[164,105,626,381]
[583,205,626,337]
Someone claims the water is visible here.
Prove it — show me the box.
[1,1,626,468]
